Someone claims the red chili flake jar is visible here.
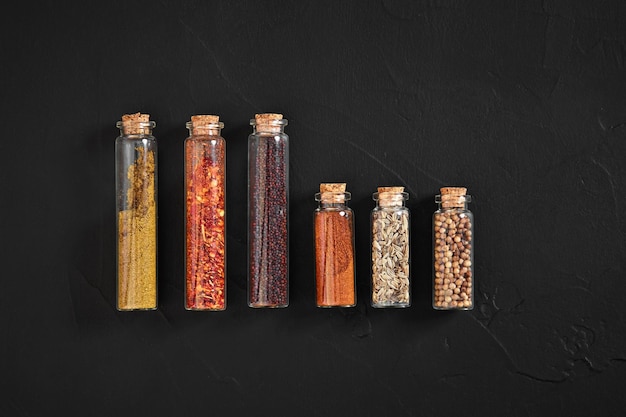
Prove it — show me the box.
[184,115,226,310]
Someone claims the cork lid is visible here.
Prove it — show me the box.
[188,114,223,135]
[192,114,219,124]
[255,113,283,123]
[317,183,349,203]
[320,183,346,193]
[378,186,405,194]
[118,112,154,135]
[252,113,287,133]
[440,187,467,196]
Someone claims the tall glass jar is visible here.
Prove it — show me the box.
[115,113,157,311]
[371,186,410,308]
[433,187,474,310]
[314,183,356,308]
[248,113,289,308]
[185,115,226,311]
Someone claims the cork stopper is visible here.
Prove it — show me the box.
[378,186,405,194]
[440,187,469,208]
[320,183,346,193]
[253,113,286,133]
[256,113,283,123]
[440,187,467,196]
[318,183,349,204]
[188,114,222,136]
[119,112,153,135]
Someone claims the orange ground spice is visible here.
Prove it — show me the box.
[314,206,356,307]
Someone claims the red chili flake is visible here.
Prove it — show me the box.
[185,125,226,310]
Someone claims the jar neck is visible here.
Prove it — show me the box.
[374,191,408,208]
[116,120,155,136]
[318,201,348,209]
[252,125,285,134]
[315,192,350,208]
[251,118,287,134]
[186,121,223,137]
[435,194,471,210]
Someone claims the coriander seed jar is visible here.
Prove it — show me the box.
[371,187,410,308]
[115,113,158,311]
[248,113,289,308]
[432,187,474,310]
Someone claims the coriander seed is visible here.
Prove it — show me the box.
[432,187,474,310]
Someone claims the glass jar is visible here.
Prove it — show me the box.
[184,115,226,311]
[314,183,356,307]
[115,113,158,311]
[433,187,474,310]
[248,113,289,308]
[371,187,410,308]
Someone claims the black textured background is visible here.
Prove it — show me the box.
[1,1,625,416]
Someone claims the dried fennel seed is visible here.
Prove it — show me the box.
[371,210,410,305]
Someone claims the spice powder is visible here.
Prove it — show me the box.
[315,210,356,306]
[314,183,356,307]
[118,147,157,310]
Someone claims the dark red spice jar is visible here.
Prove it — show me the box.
[184,115,226,310]
[248,113,289,308]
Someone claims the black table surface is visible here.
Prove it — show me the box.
[1,1,625,416]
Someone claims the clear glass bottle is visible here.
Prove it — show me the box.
[184,115,226,311]
[433,187,474,310]
[371,186,410,308]
[248,113,289,308]
[314,183,356,308]
[115,113,157,311]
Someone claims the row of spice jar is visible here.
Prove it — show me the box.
[115,113,474,312]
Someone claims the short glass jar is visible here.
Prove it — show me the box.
[433,187,474,310]
[314,183,356,307]
[371,187,410,308]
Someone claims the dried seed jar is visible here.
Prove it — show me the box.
[314,183,356,307]
[433,187,474,310]
[184,115,226,311]
[115,113,158,311]
[371,187,410,308]
[248,113,289,308]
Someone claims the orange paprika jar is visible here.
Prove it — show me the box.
[314,183,356,307]
[184,115,226,311]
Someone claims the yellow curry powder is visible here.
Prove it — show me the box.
[118,147,157,310]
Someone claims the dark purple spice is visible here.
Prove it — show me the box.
[248,115,289,307]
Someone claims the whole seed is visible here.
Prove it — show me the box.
[248,113,289,308]
[433,187,474,310]
[371,187,410,307]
